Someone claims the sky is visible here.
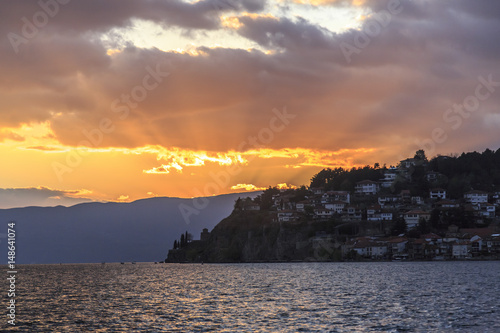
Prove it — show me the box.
[0,0,499,208]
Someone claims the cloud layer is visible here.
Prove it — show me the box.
[1,0,499,206]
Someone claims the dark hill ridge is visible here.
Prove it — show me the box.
[0,192,259,264]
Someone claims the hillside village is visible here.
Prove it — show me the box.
[168,149,500,262]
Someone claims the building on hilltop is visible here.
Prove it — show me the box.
[200,228,210,242]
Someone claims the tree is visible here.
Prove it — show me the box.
[414,149,428,162]
[234,197,242,209]
[258,186,280,210]
[391,217,407,236]
[173,240,178,249]
[180,233,185,247]
[429,208,441,229]
[418,218,430,234]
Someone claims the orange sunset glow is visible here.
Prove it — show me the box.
[1,0,499,208]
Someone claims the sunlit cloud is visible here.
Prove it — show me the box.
[231,184,267,191]
[116,195,130,202]
[140,146,376,174]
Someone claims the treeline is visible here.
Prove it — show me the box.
[172,231,192,250]
[308,148,500,198]
[428,148,500,195]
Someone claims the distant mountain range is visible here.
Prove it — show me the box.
[0,192,259,264]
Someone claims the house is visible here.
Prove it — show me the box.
[430,188,446,200]
[435,199,459,209]
[485,234,500,254]
[277,210,297,222]
[367,205,382,221]
[452,241,470,259]
[425,171,443,182]
[344,205,362,221]
[470,235,484,256]
[321,191,350,204]
[325,201,346,214]
[310,187,325,195]
[295,200,311,212]
[411,196,424,205]
[400,190,411,202]
[386,237,408,255]
[399,158,417,169]
[378,195,401,207]
[355,180,380,195]
[475,203,495,218]
[492,192,500,205]
[404,210,431,229]
[366,205,392,221]
[381,170,398,188]
[352,238,388,259]
[464,190,488,204]
[314,208,335,219]
[330,191,350,204]
[380,210,393,221]
[409,238,432,259]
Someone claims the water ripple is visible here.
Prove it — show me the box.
[3,261,500,332]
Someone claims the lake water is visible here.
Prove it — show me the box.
[4,262,499,332]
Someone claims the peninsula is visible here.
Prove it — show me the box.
[166,149,500,262]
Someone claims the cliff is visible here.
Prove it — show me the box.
[166,210,343,263]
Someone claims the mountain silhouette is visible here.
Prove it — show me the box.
[0,192,258,264]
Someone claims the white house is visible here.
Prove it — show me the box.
[352,238,388,258]
[430,188,446,200]
[404,210,431,229]
[314,208,335,219]
[277,210,297,222]
[464,190,488,204]
[378,195,401,207]
[452,241,470,259]
[380,211,393,221]
[325,201,346,214]
[399,158,417,169]
[381,170,398,188]
[474,203,496,218]
[355,180,380,195]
